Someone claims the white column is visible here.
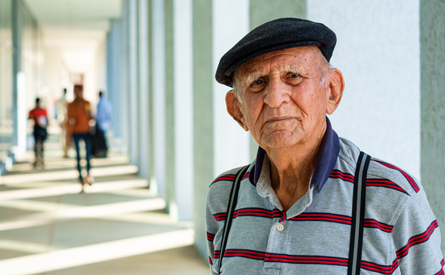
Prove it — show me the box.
[307,0,421,179]
[128,0,139,166]
[15,72,27,158]
[152,0,166,196]
[212,0,250,176]
[173,0,194,221]
[120,0,130,155]
[138,0,149,179]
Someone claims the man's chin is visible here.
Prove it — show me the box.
[260,132,300,149]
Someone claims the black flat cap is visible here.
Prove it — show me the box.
[215,17,337,87]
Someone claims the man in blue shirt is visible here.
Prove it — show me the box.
[94,91,112,157]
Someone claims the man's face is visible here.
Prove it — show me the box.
[233,46,331,150]
[74,88,83,99]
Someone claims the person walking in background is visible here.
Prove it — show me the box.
[67,84,94,191]
[28,98,48,168]
[57,88,69,158]
[93,91,112,158]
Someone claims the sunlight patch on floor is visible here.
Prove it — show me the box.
[96,212,192,227]
[0,229,194,275]
[0,200,76,212]
[0,240,59,254]
[0,179,149,201]
[0,198,165,232]
[0,165,139,185]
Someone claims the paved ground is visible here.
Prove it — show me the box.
[0,142,209,275]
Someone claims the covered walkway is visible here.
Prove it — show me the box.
[0,136,208,274]
[0,0,444,272]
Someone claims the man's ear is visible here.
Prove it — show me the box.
[225,90,248,131]
[326,69,345,115]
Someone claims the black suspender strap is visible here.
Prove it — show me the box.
[218,165,249,274]
[217,153,370,274]
[347,152,371,275]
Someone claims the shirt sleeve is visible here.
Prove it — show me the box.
[66,104,73,131]
[67,104,72,120]
[391,188,444,274]
[206,200,219,275]
[105,100,112,119]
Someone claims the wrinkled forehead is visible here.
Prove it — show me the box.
[236,46,321,77]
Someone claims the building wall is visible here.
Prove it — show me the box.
[307,0,421,179]
[420,0,445,252]
[193,0,213,259]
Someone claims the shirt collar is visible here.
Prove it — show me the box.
[249,117,340,192]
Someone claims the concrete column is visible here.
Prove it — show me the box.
[164,0,176,218]
[307,0,421,179]
[193,0,213,258]
[106,30,112,120]
[152,0,167,196]
[120,0,130,155]
[128,0,139,166]
[147,0,155,190]
[173,0,194,221]
[138,0,150,179]
[420,0,445,253]
[248,0,306,160]
[106,20,122,138]
[212,0,250,177]
[12,0,26,157]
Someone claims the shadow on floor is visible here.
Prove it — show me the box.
[0,144,209,275]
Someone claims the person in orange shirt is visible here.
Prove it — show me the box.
[28,98,48,168]
[67,85,94,191]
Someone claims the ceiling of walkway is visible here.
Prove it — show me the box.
[24,0,121,30]
[24,0,122,48]
[23,0,122,76]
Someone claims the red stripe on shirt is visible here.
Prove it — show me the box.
[364,219,394,233]
[329,170,355,183]
[222,249,397,274]
[396,220,439,259]
[242,172,250,180]
[435,258,445,275]
[361,259,399,274]
[372,160,419,193]
[289,213,352,225]
[206,232,215,242]
[366,178,409,195]
[214,208,283,221]
[211,174,235,185]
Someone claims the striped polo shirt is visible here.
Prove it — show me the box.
[206,118,444,274]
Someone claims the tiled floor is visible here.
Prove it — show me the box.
[0,143,209,275]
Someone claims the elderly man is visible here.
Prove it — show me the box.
[206,18,443,274]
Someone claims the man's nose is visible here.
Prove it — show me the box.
[264,78,291,108]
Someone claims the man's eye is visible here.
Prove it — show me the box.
[286,73,302,85]
[253,79,264,85]
[250,78,266,92]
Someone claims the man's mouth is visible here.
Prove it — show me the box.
[266,117,293,123]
